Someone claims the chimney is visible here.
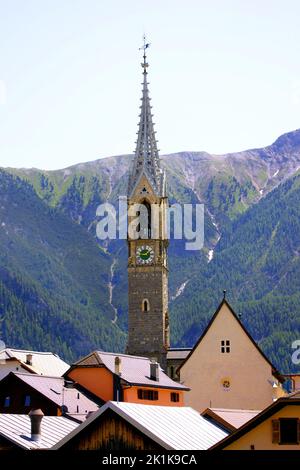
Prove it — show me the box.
[29,409,44,442]
[115,356,121,376]
[64,379,75,388]
[150,360,159,381]
[26,354,33,366]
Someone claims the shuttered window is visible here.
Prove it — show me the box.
[272,419,280,443]
[137,389,158,401]
[272,418,300,445]
[171,392,180,403]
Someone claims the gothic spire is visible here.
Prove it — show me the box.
[128,36,166,197]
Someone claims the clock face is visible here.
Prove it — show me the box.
[136,245,154,265]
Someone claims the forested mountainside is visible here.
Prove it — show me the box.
[0,170,125,362]
[1,129,300,371]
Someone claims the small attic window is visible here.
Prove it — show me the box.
[221,340,230,353]
[24,395,31,407]
[4,396,10,408]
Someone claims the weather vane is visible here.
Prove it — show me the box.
[139,34,150,52]
[139,34,150,71]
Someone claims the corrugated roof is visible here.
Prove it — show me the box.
[54,401,228,450]
[167,349,192,360]
[0,348,69,376]
[11,372,99,415]
[203,408,261,430]
[109,353,186,390]
[0,414,78,449]
[85,351,189,390]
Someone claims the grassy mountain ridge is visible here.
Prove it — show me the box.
[8,129,300,227]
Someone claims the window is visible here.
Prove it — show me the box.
[221,340,230,353]
[4,396,10,408]
[142,299,150,312]
[139,200,151,238]
[137,389,158,401]
[272,419,300,445]
[272,418,300,445]
[171,392,180,403]
[24,395,31,407]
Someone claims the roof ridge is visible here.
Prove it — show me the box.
[168,348,192,351]
[13,372,65,380]
[9,349,57,355]
[97,351,153,361]
[211,408,261,413]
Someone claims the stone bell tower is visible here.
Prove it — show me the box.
[126,38,169,369]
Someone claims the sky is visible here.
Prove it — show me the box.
[0,0,300,170]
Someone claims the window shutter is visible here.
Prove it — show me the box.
[272,419,280,444]
[297,419,300,444]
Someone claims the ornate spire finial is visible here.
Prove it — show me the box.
[128,36,165,198]
[139,34,150,73]
[223,289,227,299]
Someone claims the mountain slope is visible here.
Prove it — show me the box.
[171,170,300,372]
[0,170,126,361]
[2,129,300,371]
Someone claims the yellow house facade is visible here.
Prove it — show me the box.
[211,397,300,450]
[179,299,286,412]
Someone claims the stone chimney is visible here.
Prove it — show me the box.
[115,356,121,376]
[29,409,44,442]
[26,354,33,366]
[150,360,159,381]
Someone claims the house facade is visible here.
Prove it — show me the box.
[179,299,286,412]
[65,351,189,407]
[211,397,300,450]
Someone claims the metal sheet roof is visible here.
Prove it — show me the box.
[54,401,228,450]
[11,372,99,415]
[0,348,69,376]
[0,414,78,449]
[167,349,192,360]
[204,408,261,430]
[76,351,189,390]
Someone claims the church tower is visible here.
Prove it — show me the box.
[126,40,169,369]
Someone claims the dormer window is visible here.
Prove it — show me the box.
[221,340,230,353]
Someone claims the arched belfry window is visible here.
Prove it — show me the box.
[142,299,150,312]
[140,199,151,238]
